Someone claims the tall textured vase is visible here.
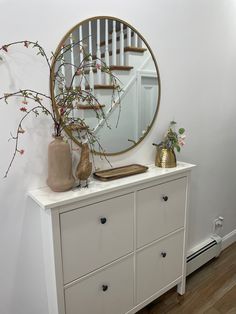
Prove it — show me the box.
[47,136,75,192]
[155,147,177,168]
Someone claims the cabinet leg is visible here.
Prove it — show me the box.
[177,280,185,295]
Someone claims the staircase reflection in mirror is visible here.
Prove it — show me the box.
[51,16,161,155]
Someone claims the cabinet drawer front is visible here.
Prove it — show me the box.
[60,193,134,283]
[65,256,134,314]
[136,231,184,304]
[137,177,186,248]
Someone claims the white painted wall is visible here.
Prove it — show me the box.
[1,0,236,313]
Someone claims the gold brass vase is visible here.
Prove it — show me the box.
[155,147,177,168]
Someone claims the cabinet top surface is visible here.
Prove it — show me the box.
[29,162,195,209]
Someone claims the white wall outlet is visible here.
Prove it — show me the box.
[213,216,224,234]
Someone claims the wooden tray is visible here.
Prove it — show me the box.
[93,164,148,181]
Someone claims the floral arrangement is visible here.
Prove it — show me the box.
[0,39,120,178]
[153,121,186,152]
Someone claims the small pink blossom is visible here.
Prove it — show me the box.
[22,99,28,105]
[17,149,25,155]
[20,107,27,112]
[96,63,101,70]
[18,126,25,134]
[60,107,65,115]
[1,45,8,52]
[76,69,81,75]
[24,41,29,48]
[178,138,185,146]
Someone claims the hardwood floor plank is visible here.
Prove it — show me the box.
[137,242,236,314]
[214,285,236,313]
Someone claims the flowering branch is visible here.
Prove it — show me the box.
[4,105,46,178]
[0,38,121,177]
[153,121,186,153]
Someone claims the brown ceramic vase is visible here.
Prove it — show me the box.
[47,136,75,192]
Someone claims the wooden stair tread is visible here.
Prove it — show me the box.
[77,104,105,110]
[92,46,146,59]
[82,65,133,75]
[85,84,116,90]
[124,46,146,53]
[100,32,134,47]
[109,65,133,71]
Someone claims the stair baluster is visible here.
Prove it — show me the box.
[120,23,124,66]
[69,34,76,90]
[79,25,85,91]
[88,20,94,97]
[134,32,138,48]
[60,46,66,93]
[138,36,143,49]
[105,19,110,84]
[112,20,117,66]
[96,19,102,84]
[69,33,77,118]
[127,27,131,47]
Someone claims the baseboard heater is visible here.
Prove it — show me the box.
[186,235,222,276]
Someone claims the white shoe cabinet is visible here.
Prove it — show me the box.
[29,162,195,314]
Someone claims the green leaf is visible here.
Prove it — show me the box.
[179,128,185,134]
[176,145,181,152]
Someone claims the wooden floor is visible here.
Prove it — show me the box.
[137,242,236,314]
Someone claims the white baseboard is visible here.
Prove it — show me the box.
[222,229,236,251]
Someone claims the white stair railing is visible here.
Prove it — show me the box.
[120,23,124,66]
[79,25,85,90]
[112,20,117,65]
[88,21,94,95]
[134,32,138,48]
[69,34,76,90]
[138,37,143,48]
[60,47,66,93]
[92,55,152,136]
[96,19,102,84]
[105,19,110,84]
[127,27,131,47]
[69,33,77,117]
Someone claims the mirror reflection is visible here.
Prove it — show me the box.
[51,16,160,155]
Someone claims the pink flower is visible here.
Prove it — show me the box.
[18,126,25,134]
[76,69,81,75]
[60,107,65,115]
[22,100,28,105]
[17,149,25,155]
[20,107,27,112]
[96,63,101,70]
[24,41,29,48]
[178,138,185,146]
[1,45,8,52]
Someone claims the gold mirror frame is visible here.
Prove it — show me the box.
[50,16,161,156]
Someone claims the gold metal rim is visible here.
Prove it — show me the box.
[50,15,161,156]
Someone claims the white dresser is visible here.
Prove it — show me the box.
[29,162,195,314]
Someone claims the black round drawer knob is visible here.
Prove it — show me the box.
[100,217,107,224]
[163,196,168,202]
[102,284,108,292]
[161,252,167,258]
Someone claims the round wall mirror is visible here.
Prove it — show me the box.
[50,16,161,155]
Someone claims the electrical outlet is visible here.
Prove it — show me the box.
[213,216,224,234]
